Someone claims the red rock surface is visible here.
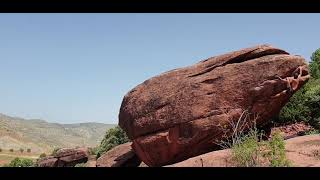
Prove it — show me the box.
[37,147,89,167]
[269,122,313,139]
[166,135,320,167]
[96,142,141,167]
[119,44,310,166]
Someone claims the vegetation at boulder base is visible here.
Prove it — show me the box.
[95,126,129,158]
[3,157,34,167]
[231,129,291,167]
[277,48,320,130]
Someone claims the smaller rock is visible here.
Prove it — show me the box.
[36,157,58,167]
[37,147,89,167]
[96,142,141,167]
[268,122,313,140]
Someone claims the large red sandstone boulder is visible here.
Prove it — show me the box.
[119,44,310,166]
[96,142,141,167]
[37,147,89,167]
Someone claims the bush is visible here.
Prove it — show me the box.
[51,147,61,156]
[39,153,47,158]
[0,148,2,152]
[223,110,290,167]
[267,131,291,167]
[9,149,14,152]
[96,126,129,158]
[231,130,290,167]
[75,163,86,167]
[4,158,34,167]
[231,129,262,167]
[19,148,24,153]
[27,149,31,153]
[88,147,99,156]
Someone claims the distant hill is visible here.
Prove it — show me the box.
[0,113,115,154]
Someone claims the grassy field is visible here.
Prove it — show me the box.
[0,150,40,166]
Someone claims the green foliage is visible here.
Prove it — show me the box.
[277,48,320,129]
[278,79,320,129]
[310,48,320,79]
[39,153,47,158]
[88,147,99,155]
[27,148,31,153]
[267,131,291,167]
[75,163,86,167]
[51,147,61,156]
[231,129,261,167]
[231,130,290,167]
[4,158,34,167]
[96,126,129,158]
[304,129,320,135]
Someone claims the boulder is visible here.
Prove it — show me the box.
[118,44,310,166]
[96,142,141,167]
[36,147,89,167]
[36,157,58,167]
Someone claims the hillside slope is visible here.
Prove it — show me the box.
[0,113,115,153]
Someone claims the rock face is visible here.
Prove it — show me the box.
[166,135,320,167]
[37,148,89,167]
[119,44,310,166]
[96,142,141,167]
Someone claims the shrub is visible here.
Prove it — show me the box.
[19,148,24,153]
[0,148,2,152]
[88,147,99,155]
[267,131,291,167]
[96,126,129,158]
[27,149,31,153]
[5,158,34,167]
[75,163,86,167]
[221,110,290,167]
[230,130,290,167]
[231,129,262,167]
[39,153,47,158]
[51,147,61,156]
[9,149,14,152]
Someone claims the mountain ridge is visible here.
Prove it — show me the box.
[0,113,115,154]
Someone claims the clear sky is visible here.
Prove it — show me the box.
[0,13,319,124]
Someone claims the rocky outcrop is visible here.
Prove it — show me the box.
[96,142,141,167]
[166,135,320,167]
[37,147,89,167]
[118,44,310,166]
[268,122,313,140]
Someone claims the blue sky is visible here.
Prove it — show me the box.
[0,13,319,124]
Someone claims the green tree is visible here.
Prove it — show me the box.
[278,49,320,129]
[96,126,129,158]
[310,48,320,79]
[5,158,34,167]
